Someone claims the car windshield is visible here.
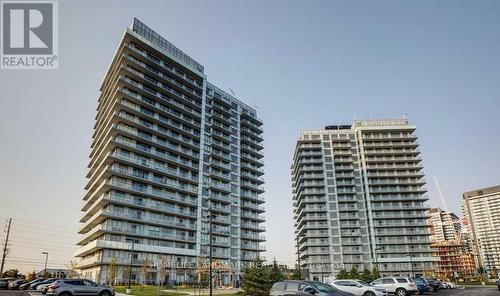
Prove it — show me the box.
[314,283,337,293]
[356,281,370,286]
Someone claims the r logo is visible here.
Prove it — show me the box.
[2,2,54,55]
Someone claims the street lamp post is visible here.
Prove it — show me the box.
[42,252,48,278]
[374,247,382,271]
[125,239,135,294]
[407,253,414,278]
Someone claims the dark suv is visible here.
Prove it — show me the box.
[424,278,440,292]
[270,280,354,296]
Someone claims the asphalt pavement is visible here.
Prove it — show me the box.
[0,287,497,296]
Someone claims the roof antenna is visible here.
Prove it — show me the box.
[403,113,408,119]
[229,88,235,97]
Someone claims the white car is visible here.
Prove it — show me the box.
[371,277,418,296]
[443,281,457,289]
[331,279,388,296]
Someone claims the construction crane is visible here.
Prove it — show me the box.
[433,176,449,212]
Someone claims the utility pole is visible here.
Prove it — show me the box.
[0,218,12,276]
[407,253,414,278]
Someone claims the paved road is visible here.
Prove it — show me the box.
[0,291,33,296]
[0,288,497,296]
[419,286,499,296]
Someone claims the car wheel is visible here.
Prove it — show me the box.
[396,288,407,296]
[363,292,375,296]
[59,292,72,296]
[100,290,112,296]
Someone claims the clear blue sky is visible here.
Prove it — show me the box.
[0,0,499,272]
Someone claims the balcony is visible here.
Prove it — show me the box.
[241,211,265,222]
[110,151,198,183]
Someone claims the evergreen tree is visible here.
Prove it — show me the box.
[268,259,285,284]
[371,267,381,281]
[349,266,359,279]
[242,257,270,296]
[335,269,349,279]
[360,268,372,282]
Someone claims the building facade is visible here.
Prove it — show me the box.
[75,19,265,285]
[463,185,500,276]
[427,208,475,280]
[291,119,434,281]
[427,208,462,243]
[431,240,476,280]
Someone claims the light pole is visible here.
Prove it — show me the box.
[406,253,414,278]
[125,239,135,294]
[374,247,382,271]
[206,212,216,296]
[42,252,48,278]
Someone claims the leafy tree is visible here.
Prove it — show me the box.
[66,260,79,278]
[2,269,20,278]
[289,267,302,280]
[123,265,132,285]
[26,271,36,281]
[336,269,349,279]
[157,256,168,286]
[360,268,372,282]
[267,259,285,284]
[371,268,381,281]
[242,257,270,296]
[140,256,151,284]
[108,257,119,285]
[349,266,359,279]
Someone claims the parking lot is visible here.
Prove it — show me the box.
[0,287,498,296]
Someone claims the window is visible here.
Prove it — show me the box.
[272,282,285,290]
[396,278,408,283]
[383,278,395,284]
[372,279,383,285]
[286,282,299,291]
[66,280,83,286]
[334,281,349,286]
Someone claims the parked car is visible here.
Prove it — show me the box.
[20,279,44,290]
[410,278,428,295]
[270,280,355,296]
[442,281,457,289]
[496,279,500,291]
[32,278,56,290]
[8,279,28,289]
[37,278,58,292]
[46,279,115,296]
[424,278,440,292]
[331,279,387,296]
[438,280,446,289]
[0,278,9,290]
[370,277,418,296]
